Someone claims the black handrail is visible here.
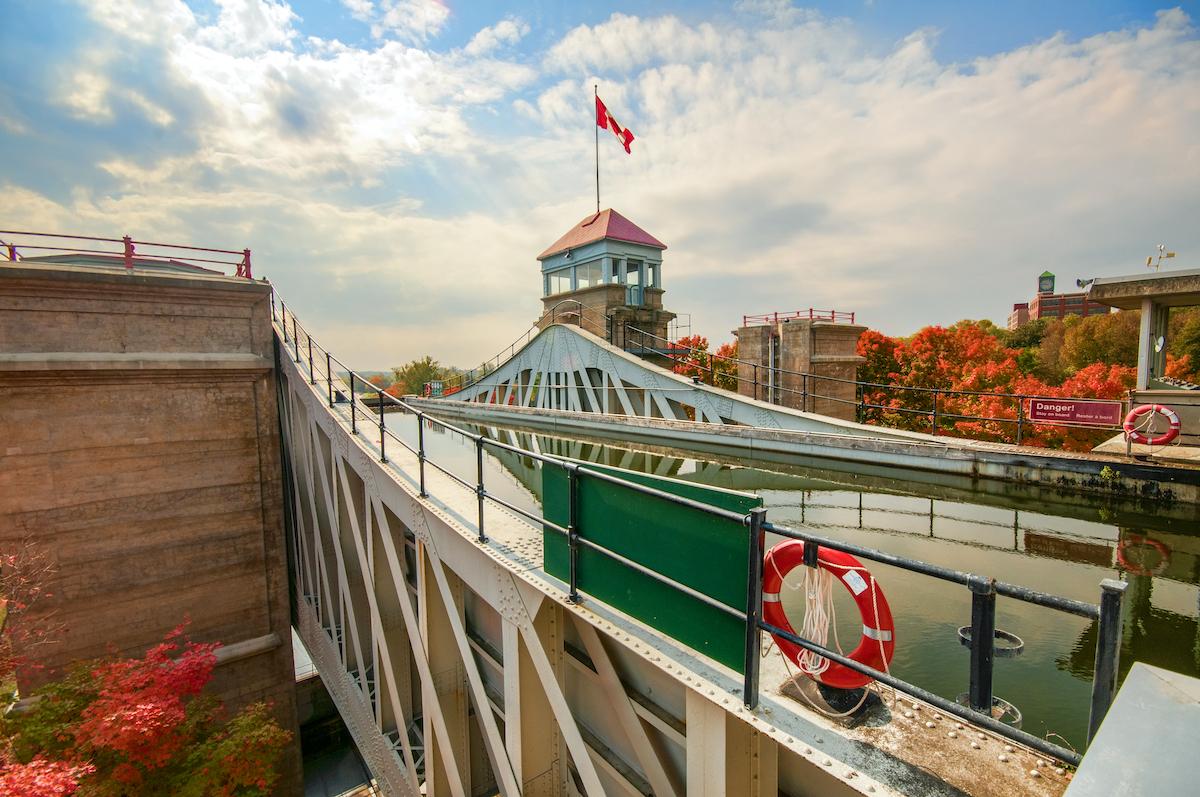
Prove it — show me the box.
[273,295,1126,767]
[439,299,613,396]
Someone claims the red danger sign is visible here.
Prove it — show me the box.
[1026,399,1123,426]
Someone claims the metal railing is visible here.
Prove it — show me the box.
[624,325,1128,446]
[438,300,613,396]
[0,230,254,278]
[275,296,1125,767]
[743,309,857,326]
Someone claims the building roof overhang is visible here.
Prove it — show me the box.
[1086,268,1200,310]
[538,209,666,261]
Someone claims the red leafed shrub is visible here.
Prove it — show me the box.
[1,623,291,797]
[0,757,94,797]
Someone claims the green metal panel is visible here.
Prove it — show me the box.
[543,460,762,672]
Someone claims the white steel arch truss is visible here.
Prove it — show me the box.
[442,323,917,438]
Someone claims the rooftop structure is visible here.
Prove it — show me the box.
[1087,267,1200,391]
[537,208,675,349]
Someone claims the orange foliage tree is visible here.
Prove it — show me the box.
[854,321,1135,450]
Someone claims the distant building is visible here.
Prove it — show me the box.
[1007,271,1111,330]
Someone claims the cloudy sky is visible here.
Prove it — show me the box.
[2,1,1198,369]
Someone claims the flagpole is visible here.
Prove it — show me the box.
[594,84,600,214]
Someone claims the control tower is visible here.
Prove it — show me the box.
[537,209,676,349]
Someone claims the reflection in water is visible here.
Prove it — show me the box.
[408,415,1199,750]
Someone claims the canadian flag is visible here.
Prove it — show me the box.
[595,95,634,154]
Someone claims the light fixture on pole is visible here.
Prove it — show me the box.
[1146,243,1176,271]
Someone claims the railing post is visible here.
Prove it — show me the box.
[931,389,940,435]
[292,317,300,362]
[378,401,387,463]
[857,383,866,423]
[326,352,334,407]
[743,507,767,709]
[417,412,428,498]
[307,337,314,385]
[1016,396,1025,445]
[282,304,288,342]
[567,464,580,603]
[350,373,357,434]
[475,436,487,543]
[753,364,759,401]
[122,235,134,270]
[1088,579,1127,743]
[967,575,997,713]
[802,373,809,412]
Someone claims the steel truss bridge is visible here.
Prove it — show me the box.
[275,301,1127,797]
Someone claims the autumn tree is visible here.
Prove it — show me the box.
[0,623,292,797]
[670,335,713,382]
[387,356,455,396]
[1060,311,1140,371]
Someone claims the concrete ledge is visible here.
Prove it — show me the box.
[214,632,282,666]
[0,352,272,372]
[410,398,1200,504]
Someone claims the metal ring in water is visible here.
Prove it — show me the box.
[957,626,1025,658]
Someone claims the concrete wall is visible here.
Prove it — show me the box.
[0,263,301,791]
[735,321,865,420]
[540,283,676,351]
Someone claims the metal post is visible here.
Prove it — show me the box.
[567,465,580,603]
[802,373,809,412]
[122,235,134,270]
[326,352,334,407]
[967,575,997,713]
[293,317,300,361]
[307,337,314,385]
[350,373,357,434]
[1016,396,1025,445]
[931,390,940,435]
[378,402,387,463]
[743,507,767,709]
[475,436,487,543]
[282,304,288,342]
[416,413,427,497]
[1087,579,1127,743]
[802,537,819,569]
[753,364,759,401]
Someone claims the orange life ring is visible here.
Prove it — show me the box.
[1116,535,1170,577]
[1123,404,1181,446]
[762,540,895,690]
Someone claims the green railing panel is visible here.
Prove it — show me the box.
[543,461,762,672]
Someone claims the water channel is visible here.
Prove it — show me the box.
[383,411,1200,752]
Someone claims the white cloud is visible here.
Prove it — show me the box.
[463,18,530,57]
[195,0,299,54]
[357,0,451,43]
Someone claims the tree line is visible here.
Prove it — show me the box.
[670,309,1200,451]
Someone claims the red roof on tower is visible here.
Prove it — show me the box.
[537,209,667,260]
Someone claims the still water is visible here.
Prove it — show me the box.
[386,412,1200,751]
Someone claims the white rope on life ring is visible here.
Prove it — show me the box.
[1123,403,1181,446]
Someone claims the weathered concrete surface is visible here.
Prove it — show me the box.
[0,262,301,792]
[1064,663,1200,796]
